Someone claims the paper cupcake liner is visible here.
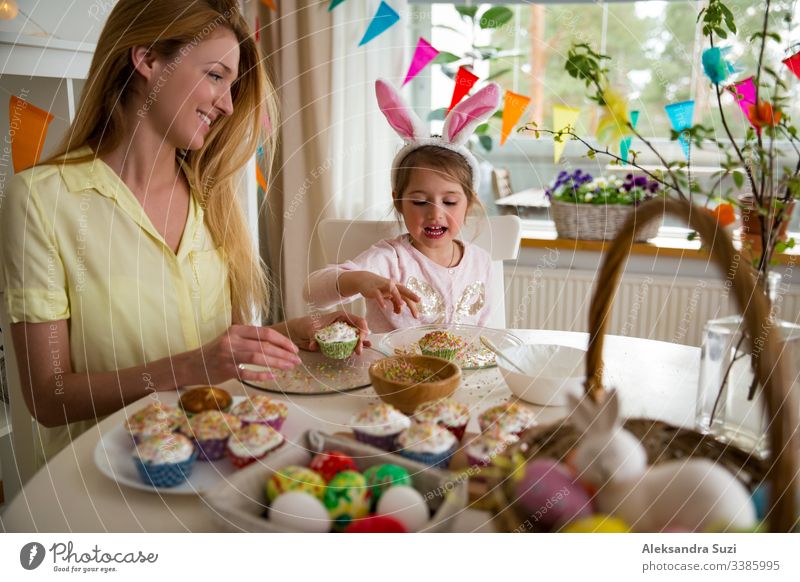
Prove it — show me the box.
[240,416,286,432]
[466,453,491,468]
[318,339,358,360]
[133,449,198,488]
[443,423,467,442]
[353,430,401,452]
[226,440,284,469]
[193,437,229,461]
[399,446,456,469]
[420,347,458,361]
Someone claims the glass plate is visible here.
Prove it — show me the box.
[242,347,385,395]
[377,324,524,369]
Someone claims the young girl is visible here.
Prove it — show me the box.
[305,79,501,333]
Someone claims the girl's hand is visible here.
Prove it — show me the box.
[338,271,420,317]
[193,324,302,383]
[286,312,371,354]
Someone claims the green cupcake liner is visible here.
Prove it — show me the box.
[420,347,458,361]
[318,338,358,360]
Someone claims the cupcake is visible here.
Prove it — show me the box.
[350,403,411,451]
[226,423,285,469]
[417,330,466,361]
[315,322,359,359]
[465,429,520,468]
[413,398,471,441]
[178,386,233,415]
[478,402,536,436]
[181,410,241,461]
[124,403,183,443]
[132,432,198,488]
[230,395,288,431]
[397,422,458,469]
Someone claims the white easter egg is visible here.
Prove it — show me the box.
[376,486,429,532]
[270,492,331,533]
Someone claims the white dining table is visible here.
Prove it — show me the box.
[0,330,700,533]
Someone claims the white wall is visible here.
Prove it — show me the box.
[0,0,111,43]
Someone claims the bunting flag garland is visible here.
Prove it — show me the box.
[595,87,632,146]
[448,66,479,112]
[260,0,276,10]
[728,76,757,128]
[254,15,260,42]
[403,38,438,86]
[782,50,800,81]
[501,91,531,146]
[664,100,694,160]
[619,110,640,164]
[552,105,580,162]
[9,96,54,173]
[328,0,347,10]
[358,1,400,46]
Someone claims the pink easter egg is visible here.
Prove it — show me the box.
[515,458,595,531]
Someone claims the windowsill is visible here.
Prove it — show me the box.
[520,223,800,265]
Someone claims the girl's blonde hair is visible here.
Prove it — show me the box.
[42,0,276,323]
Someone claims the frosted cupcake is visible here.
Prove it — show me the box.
[478,402,536,436]
[397,422,458,469]
[230,395,288,431]
[465,428,520,468]
[315,322,358,359]
[226,423,285,469]
[178,386,232,415]
[413,398,471,441]
[350,403,411,451]
[417,330,466,361]
[124,403,183,443]
[181,410,241,461]
[132,433,198,488]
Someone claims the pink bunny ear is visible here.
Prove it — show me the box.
[442,82,501,146]
[375,79,427,141]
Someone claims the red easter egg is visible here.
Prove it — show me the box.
[309,450,358,482]
[344,514,408,533]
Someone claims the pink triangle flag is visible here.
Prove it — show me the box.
[728,76,757,128]
[403,38,438,86]
[448,67,478,113]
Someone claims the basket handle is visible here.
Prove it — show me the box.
[584,197,798,533]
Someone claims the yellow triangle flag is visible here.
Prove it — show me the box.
[552,105,581,163]
[500,91,531,145]
[9,96,54,173]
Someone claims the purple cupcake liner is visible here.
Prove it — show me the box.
[399,447,456,469]
[240,417,286,432]
[193,437,229,461]
[466,453,491,468]
[133,449,198,488]
[353,430,401,452]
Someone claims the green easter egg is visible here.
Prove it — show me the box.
[323,470,371,531]
[363,464,412,504]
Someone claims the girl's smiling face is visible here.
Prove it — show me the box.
[397,166,470,254]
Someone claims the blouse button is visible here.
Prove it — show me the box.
[448,268,455,274]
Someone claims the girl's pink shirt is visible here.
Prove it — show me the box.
[304,234,498,333]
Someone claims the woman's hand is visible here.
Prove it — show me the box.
[191,324,302,383]
[338,271,420,317]
[284,311,372,354]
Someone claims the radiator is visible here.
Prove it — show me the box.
[504,267,800,346]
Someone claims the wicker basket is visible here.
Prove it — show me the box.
[550,200,661,242]
[482,198,799,532]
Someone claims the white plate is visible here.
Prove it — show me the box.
[94,414,239,496]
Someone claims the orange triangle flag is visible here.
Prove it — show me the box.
[9,96,54,173]
[256,162,268,192]
[260,0,277,10]
[500,91,531,145]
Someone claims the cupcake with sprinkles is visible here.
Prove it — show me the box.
[417,330,466,361]
[413,398,471,441]
[226,423,285,469]
[230,395,288,431]
[124,402,183,443]
[132,432,198,488]
[398,422,458,468]
[315,321,359,359]
[478,402,536,436]
[350,403,411,451]
[181,410,241,461]
[465,428,519,468]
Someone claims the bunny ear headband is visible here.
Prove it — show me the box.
[375,78,501,192]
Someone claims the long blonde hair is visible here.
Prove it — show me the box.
[43,0,276,323]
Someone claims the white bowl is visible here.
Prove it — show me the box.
[498,344,586,406]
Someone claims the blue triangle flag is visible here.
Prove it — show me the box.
[620,110,640,163]
[358,1,400,46]
[328,0,346,11]
[665,100,694,160]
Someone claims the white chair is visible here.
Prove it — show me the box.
[317,215,522,328]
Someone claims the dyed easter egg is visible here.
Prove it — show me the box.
[363,464,411,505]
[515,458,594,531]
[376,486,429,532]
[269,492,331,533]
[266,466,326,502]
[344,514,408,533]
[561,515,630,533]
[323,470,371,531]
[309,450,358,482]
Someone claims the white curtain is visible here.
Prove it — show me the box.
[330,0,410,220]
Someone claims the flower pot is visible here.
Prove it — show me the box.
[550,200,661,242]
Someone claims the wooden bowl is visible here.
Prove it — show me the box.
[368,355,462,414]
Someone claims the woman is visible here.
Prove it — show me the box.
[0,0,367,463]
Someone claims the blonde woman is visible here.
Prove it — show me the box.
[0,0,367,462]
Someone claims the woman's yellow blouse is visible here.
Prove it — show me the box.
[1,147,232,458]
